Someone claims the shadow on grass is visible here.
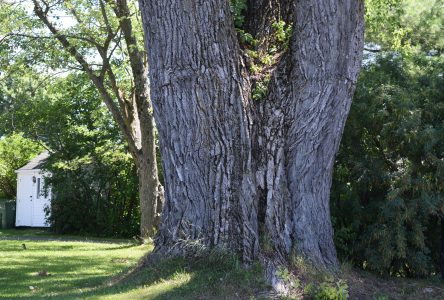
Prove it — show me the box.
[0,228,137,244]
[2,257,118,299]
[0,243,138,252]
[101,244,141,251]
[0,239,146,300]
[1,233,268,300]
[8,252,269,300]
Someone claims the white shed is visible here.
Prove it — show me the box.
[15,151,51,227]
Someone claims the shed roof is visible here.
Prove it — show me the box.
[16,151,50,172]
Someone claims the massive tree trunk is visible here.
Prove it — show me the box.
[261,0,365,271]
[139,0,259,259]
[139,0,364,277]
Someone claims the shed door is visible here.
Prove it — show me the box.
[32,176,49,227]
[16,174,34,226]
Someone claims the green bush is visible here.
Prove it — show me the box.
[45,145,140,238]
[230,0,247,28]
[0,133,43,199]
[313,279,349,300]
[5,74,143,238]
[331,54,444,276]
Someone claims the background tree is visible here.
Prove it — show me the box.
[41,74,141,237]
[0,133,43,199]
[139,0,364,288]
[0,71,141,237]
[0,0,160,237]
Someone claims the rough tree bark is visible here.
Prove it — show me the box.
[260,0,365,271]
[32,0,160,237]
[139,0,364,281]
[140,1,259,259]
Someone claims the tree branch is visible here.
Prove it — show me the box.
[364,47,381,53]
[31,0,139,156]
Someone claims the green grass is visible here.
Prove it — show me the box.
[0,229,268,299]
[89,254,268,300]
[0,233,150,299]
[2,229,444,299]
[0,228,134,243]
[0,228,55,238]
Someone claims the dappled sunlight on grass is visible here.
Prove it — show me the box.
[95,271,196,300]
[0,234,150,299]
[0,230,268,299]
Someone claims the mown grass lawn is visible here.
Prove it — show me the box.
[4,229,442,300]
[0,229,268,299]
[0,231,150,299]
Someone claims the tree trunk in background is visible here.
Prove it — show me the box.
[114,0,161,237]
[136,137,159,237]
[139,0,364,280]
[244,0,292,49]
[32,0,161,238]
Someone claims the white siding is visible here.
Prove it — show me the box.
[15,170,51,227]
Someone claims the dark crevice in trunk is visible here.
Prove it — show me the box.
[244,0,293,46]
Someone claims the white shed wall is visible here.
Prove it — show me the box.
[15,170,51,227]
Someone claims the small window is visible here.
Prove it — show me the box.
[37,178,41,199]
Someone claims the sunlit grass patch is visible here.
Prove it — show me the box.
[0,232,150,299]
[87,254,268,300]
[0,230,268,299]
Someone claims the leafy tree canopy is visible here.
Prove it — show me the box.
[0,133,43,199]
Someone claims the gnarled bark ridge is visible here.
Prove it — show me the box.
[139,0,364,274]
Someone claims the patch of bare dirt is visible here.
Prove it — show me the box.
[343,269,444,300]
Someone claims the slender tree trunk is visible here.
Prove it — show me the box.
[113,0,160,237]
[139,0,364,282]
[136,131,159,237]
[32,0,161,238]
